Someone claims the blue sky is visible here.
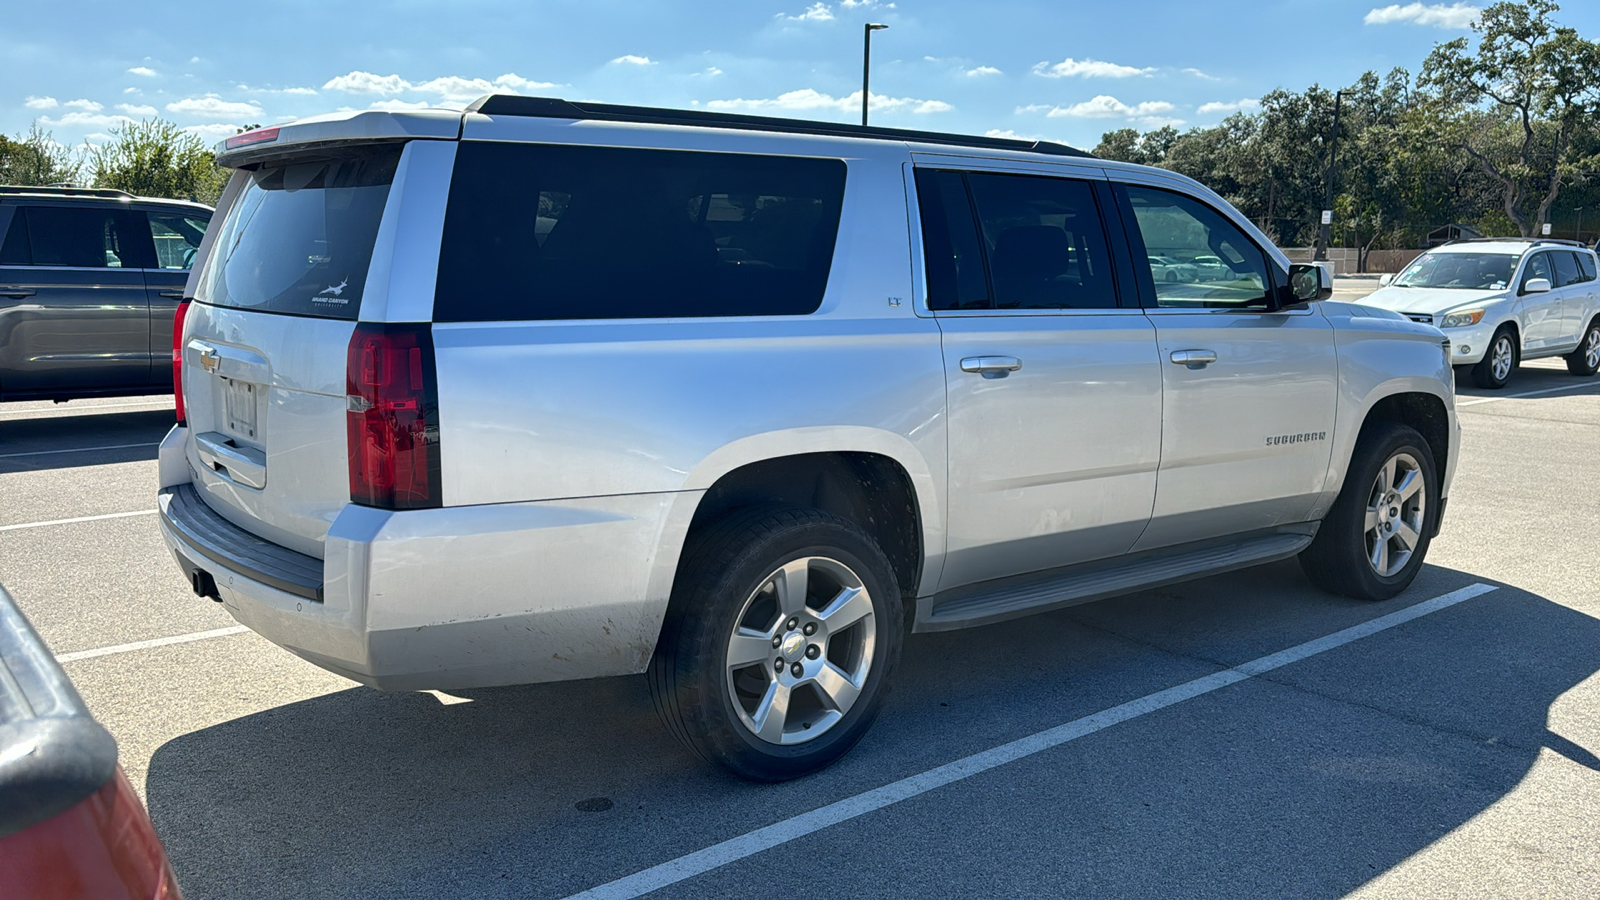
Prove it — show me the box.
[6,1,1597,152]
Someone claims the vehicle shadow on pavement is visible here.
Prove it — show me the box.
[0,409,168,473]
[145,564,1600,899]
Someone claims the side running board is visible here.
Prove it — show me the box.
[916,529,1316,633]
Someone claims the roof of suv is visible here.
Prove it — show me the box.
[1429,238,1592,256]
[0,185,212,213]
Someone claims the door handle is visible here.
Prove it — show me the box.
[159,291,184,299]
[1169,349,1218,369]
[0,289,35,299]
[960,356,1022,378]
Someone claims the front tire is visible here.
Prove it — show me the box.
[1471,326,1517,389]
[1565,317,1600,376]
[1300,423,1438,601]
[648,508,903,781]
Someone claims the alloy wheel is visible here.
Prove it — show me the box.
[1491,334,1514,382]
[1364,451,1426,578]
[724,556,877,745]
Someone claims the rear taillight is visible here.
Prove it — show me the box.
[345,323,441,510]
[172,299,191,425]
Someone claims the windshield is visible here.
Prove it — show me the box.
[195,146,400,319]
[1394,251,1518,290]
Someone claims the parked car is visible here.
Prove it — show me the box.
[1190,254,1232,281]
[0,584,181,898]
[1357,238,1600,389]
[1147,254,1198,283]
[157,99,1457,781]
[0,186,211,403]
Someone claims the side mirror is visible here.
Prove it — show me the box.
[1288,263,1334,304]
[1522,277,1552,295]
[1379,273,1393,286]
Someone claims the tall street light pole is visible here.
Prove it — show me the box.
[1314,90,1343,263]
[862,23,888,127]
[1577,206,1585,244]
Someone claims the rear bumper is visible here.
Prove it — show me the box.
[157,470,696,691]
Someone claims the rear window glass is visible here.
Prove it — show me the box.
[435,142,847,321]
[195,146,400,319]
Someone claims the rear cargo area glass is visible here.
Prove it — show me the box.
[195,147,400,320]
[434,142,847,321]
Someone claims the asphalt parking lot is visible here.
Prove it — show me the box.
[3,332,1599,897]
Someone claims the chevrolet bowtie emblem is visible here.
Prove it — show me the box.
[199,347,220,374]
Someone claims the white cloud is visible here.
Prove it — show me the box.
[123,87,141,95]
[280,87,319,96]
[41,111,134,129]
[188,56,202,64]
[984,129,1035,141]
[1364,3,1479,27]
[965,66,1002,77]
[368,99,438,111]
[840,0,893,7]
[1015,103,1053,114]
[323,71,410,94]
[412,73,557,101]
[127,66,157,77]
[1197,97,1261,115]
[1033,58,1154,79]
[610,55,657,66]
[692,66,724,78]
[183,123,244,142]
[166,95,264,119]
[782,3,834,22]
[64,98,103,112]
[24,96,58,109]
[1041,95,1176,118]
[1183,67,1222,82]
[116,103,158,116]
[707,88,951,115]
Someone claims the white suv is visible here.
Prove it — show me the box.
[1357,239,1600,389]
[158,98,1459,780]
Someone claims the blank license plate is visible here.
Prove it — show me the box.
[223,378,258,440]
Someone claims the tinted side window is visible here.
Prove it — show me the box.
[1123,185,1270,309]
[914,169,989,310]
[1522,252,1553,289]
[1579,252,1598,282]
[14,206,133,268]
[435,143,847,321]
[1552,250,1581,288]
[0,208,27,265]
[965,173,1117,310]
[148,212,210,270]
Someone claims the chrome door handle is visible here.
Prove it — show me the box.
[960,356,1022,379]
[1169,349,1218,369]
[0,289,35,299]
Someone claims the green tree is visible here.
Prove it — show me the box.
[1420,0,1600,236]
[89,119,228,204]
[0,123,81,185]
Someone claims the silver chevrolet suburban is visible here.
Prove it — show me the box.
[158,98,1458,781]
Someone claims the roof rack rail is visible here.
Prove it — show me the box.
[464,95,1095,159]
[1446,236,1585,248]
[0,185,135,200]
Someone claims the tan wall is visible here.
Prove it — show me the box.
[1279,248,1424,274]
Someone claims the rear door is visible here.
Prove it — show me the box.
[141,208,211,385]
[1566,251,1600,341]
[1114,181,1338,551]
[181,144,409,557]
[0,204,151,394]
[914,164,1162,591]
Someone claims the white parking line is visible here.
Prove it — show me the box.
[567,582,1500,900]
[0,399,172,417]
[0,441,158,460]
[1459,382,1599,406]
[56,625,251,663]
[0,509,157,532]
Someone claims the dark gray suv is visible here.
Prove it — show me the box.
[0,186,211,402]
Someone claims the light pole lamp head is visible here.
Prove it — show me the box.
[867,22,888,31]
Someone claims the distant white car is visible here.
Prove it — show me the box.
[1357,239,1600,388]
[1190,254,1231,281]
[1148,255,1198,283]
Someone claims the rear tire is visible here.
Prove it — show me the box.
[1565,317,1600,376]
[1471,326,1517,389]
[1300,423,1438,601]
[648,507,903,781]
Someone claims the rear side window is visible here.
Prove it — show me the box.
[1580,252,1598,282]
[148,212,210,270]
[0,206,140,268]
[435,142,847,321]
[1552,250,1582,288]
[195,146,400,320]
